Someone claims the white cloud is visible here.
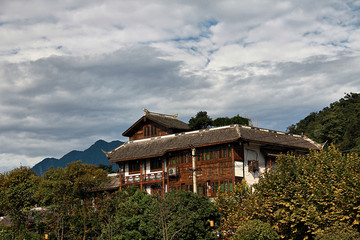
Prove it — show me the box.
[0,0,360,171]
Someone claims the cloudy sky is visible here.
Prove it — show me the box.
[1,0,359,172]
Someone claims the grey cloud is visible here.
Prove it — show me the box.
[0,46,209,160]
[1,0,360,171]
[207,55,360,131]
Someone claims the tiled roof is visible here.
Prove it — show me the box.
[108,125,322,162]
[145,112,190,130]
[122,110,189,137]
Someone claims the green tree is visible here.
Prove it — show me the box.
[250,145,360,239]
[98,164,115,173]
[147,190,220,240]
[189,111,250,130]
[213,115,250,127]
[215,180,253,236]
[314,222,360,240]
[188,111,213,130]
[112,189,153,239]
[37,160,108,205]
[288,92,360,152]
[100,189,220,240]
[0,166,39,237]
[36,161,107,240]
[232,219,279,240]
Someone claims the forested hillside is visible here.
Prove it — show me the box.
[287,93,360,152]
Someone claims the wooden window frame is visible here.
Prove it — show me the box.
[128,161,140,174]
[150,158,162,171]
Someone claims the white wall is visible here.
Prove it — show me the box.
[243,143,266,185]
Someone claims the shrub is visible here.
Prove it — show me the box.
[232,219,279,240]
[314,222,360,240]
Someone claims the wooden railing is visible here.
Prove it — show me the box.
[121,172,165,184]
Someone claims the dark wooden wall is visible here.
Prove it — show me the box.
[129,121,173,141]
[119,142,244,197]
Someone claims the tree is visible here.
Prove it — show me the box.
[189,111,250,130]
[250,145,360,239]
[37,160,108,205]
[232,219,279,240]
[314,222,360,240]
[188,111,213,130]
[0,167,39,237]
[147,191,220,240]
[98,164,115,173]
[36,161,107,240]
[215,180,253,236]
[100,189,220,240]
[111,189,153,239]
[287,92,360,152]
[213,115,250,127]
[215,146,360,239]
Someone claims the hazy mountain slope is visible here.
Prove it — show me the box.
[32,139,123,175]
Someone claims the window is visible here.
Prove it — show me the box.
[144,126,150,137]
[213,182,219,193]
[223,148,227,158]
[151,125,157,135]
[213,148,218,159]
[128,161,140,173]
[150,158,162,171]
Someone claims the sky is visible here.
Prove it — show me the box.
[1,0,360,173]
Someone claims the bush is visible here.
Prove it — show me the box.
[0,228,12,240]
[232,219,279,240]
[314,222,360,240]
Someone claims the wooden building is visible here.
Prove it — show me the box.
[105,110,322,197]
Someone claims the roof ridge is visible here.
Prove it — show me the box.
[240,125,296,136]
[144,108,178,119]
[123,125,238,145]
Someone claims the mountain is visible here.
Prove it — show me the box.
[287,92,360,152]
[32,139,123,175]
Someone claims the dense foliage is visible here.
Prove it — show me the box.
[188,111,213,130]
[0,167,39,238]
[0,163,219,239]
[189,111,250,130]
[232,219,279,240]
[216,146,360,239]
[287,92,360,152]
[36,160,107,205]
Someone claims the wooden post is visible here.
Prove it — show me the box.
[232,143,235,189]
[192,148,197,194]
[140,161,143,191]
[162,157,165,196]
[119,163,122,190]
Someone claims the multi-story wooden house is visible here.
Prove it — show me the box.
[105,110,322,197]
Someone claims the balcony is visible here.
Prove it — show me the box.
[122,172,165,184]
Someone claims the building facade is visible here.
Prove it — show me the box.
[105,110,322,197]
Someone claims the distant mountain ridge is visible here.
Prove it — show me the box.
[32,139,123,175]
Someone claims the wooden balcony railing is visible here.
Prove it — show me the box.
[122,172,165,184]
